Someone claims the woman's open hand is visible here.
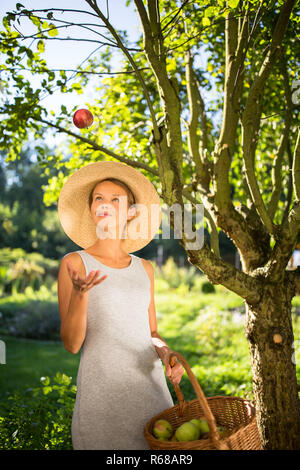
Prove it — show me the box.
[66,259,108,293]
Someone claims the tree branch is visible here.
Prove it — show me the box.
[0,67,149,76]
[182,187,220,259]
[214,6,249,210]
[12,7,101,19]
[241,0,297,236]
[15,13,120,46]
[186,241,262,306]
[292,127,300,201]
[184,48,211,191]
[266,129,300,281]
[134,0,184,205]
[281,138,295,225]
[147,0,162,58]
[84,0,160,144]
[197,6,270,272]
[268,51,293,221]
[1,34,117,47]
[160,0,190,34]
[242,86,274,233]
[32,116,158,175]
[168,186,262,304]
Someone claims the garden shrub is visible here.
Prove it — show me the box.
[201,281,216,294]
[0,372,75,450]
[1,300,60,340]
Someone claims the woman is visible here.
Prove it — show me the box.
[57,161,184,450]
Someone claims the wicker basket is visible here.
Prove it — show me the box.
[144,351,262,450]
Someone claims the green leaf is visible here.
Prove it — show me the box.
[36,145,45,155]
[48,23,58,37]
[47,71,55,81]
[40,376,50,386]
[5,13,16,24]
[42,386,52,395]
[202,17,211,27]
[60,104,67,114]
[16,3,25,10]
[2,16,10,30]
[30,15,41,27]
[26,48,34,59]
[71,83,83,94]
[37,40,45,53]
[228,0,240,8]
[71,83,82,91]
[204,6,218,17]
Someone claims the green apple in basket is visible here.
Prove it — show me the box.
[175,422,200,441]
[152,419,173,439]
[199,419,210,434]
[189,418,202,430]
[189,418,210,438]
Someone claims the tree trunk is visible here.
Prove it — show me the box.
[245,274,300,449]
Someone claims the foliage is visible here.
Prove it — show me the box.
[154,256,199,289]
[0,154,76,258]
[0,247,59,297]
[0,278,59,340]
[0,0,298,214]
[0,298,60,341]
[201,281,216,294]
[0,372,75,450]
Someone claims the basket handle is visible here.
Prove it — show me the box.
[169,351,229,450]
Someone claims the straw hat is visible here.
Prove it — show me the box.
[58,161,162,253]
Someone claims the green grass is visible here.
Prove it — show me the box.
[0,335,80,404]
[0,279,299,406]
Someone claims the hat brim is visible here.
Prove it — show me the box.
[58,161,162,253]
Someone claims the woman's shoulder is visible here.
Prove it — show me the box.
[60,251,86,277]
[62,250,82,262]
[138,257,154,281]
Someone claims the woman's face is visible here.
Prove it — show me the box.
[90,181,131,239]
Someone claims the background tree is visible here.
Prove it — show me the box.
[0,146,71,257]
[0,0,300,449]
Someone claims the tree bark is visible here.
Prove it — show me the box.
[245,272,300,449]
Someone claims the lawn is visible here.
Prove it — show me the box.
[0,335,80,404]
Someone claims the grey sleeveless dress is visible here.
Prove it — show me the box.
[71,250,175,450]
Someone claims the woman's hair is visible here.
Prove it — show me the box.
[88,177,136,210]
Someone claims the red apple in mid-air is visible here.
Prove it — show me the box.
[73,109,94,128]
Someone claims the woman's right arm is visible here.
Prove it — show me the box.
[57,254,107,354]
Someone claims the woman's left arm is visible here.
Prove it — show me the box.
[143,259,184,386]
